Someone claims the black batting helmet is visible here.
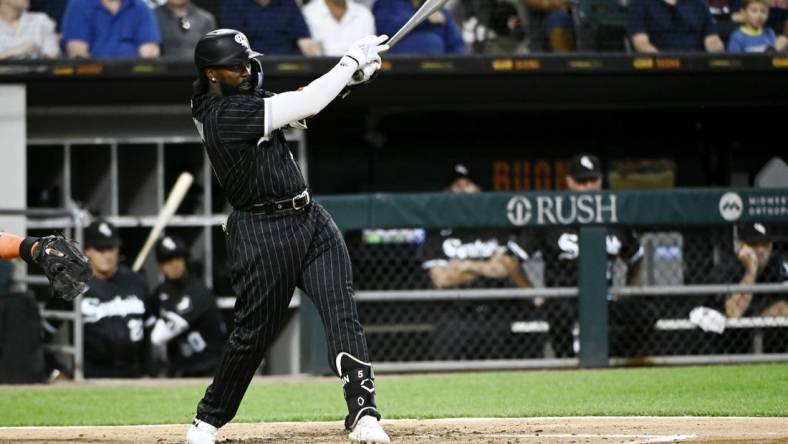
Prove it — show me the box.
[155,234,189,263]
[193,29,265,92]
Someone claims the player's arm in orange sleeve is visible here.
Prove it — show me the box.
[0,232,39,263]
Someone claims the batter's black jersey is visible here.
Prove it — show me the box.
[191,90,306,209]
[152,277,227,377]
[81,266,150,377]
[525,227,643,287]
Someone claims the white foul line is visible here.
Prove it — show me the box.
[484,433,697,442]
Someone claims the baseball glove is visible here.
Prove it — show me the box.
[32,236,93,301]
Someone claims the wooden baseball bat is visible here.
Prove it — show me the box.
[132,172,194,272]
[352,0,448,81]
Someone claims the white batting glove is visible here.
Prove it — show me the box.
[349,54,381,86]
[344,35,389,69]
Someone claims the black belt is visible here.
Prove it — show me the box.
[247,190,311,214]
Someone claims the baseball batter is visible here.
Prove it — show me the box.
[187,29,390,444]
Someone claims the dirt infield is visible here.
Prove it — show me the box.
[1,417,787,443]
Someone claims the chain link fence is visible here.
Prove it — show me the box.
[347,222,788,368]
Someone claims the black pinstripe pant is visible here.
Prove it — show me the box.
[196,203,370,427]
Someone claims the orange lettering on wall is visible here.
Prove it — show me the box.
[492,160,569,191]
[493,161,511,191]
[534,160,551,190]
[554,161,568,191]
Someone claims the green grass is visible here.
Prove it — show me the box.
[1,363,786,426]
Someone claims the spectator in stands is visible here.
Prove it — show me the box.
[303,0,375,56]
[155,0,217,59]
[150,235,226,377]
[220,0,322,55]
[628,0,725,52]
[80,220,152,378]
[767,0,788,44]
[728,0,788,51]
[717,223,788,318]
[449,0,528,54]
[519,0,575,52]
[373,0,466,54]
[62,0,161,58]
[707,0,745,42]
[0,0,59,59]
[423,164,531,289]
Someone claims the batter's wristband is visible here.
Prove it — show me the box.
[20,236,39,265]
[344,55,361,69]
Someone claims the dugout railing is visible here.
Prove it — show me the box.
[0,207,87,381]
[300,188,788,374]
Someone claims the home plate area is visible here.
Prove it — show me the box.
[2,416,788,443]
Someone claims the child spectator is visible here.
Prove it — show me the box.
[727,0,788,51]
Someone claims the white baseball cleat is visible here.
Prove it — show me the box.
[348,416,391,443]
[186,418,218,444]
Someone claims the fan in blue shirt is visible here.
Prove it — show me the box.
[220,0,319,55]
[373,0,465,55]
[727,0,788,52]
[62,0,161,58]
[628,0,725,52]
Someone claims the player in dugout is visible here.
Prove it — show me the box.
[150,234,227,377]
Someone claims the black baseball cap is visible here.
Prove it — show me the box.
[84,220,121,250]
[739,222,771,244]
[568,154,602,181]
[155,234,190,262]
[447,163,478,187]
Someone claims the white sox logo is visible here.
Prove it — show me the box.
[234,33,250,49]
[719,192,743,221]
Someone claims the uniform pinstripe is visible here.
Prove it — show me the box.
[191,90,370,428]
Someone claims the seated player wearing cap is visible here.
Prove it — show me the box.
[150,234,227,377]
[421,164,534,359]
[80,220,151,378]
[713,222,788,318]
[423,164,531,290]
[521,154,652,358]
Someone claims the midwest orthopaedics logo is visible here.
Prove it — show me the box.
[718,192,743,221]
[506,194,618,226]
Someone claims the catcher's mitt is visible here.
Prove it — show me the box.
[26,236,93,301]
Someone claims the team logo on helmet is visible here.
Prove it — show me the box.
[234,33,250,49]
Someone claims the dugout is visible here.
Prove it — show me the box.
[1,54,787,377]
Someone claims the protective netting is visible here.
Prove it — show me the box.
[349,224,788,364]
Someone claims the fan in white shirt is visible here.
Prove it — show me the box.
[0,0,59,59]
[303,0,376,56]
